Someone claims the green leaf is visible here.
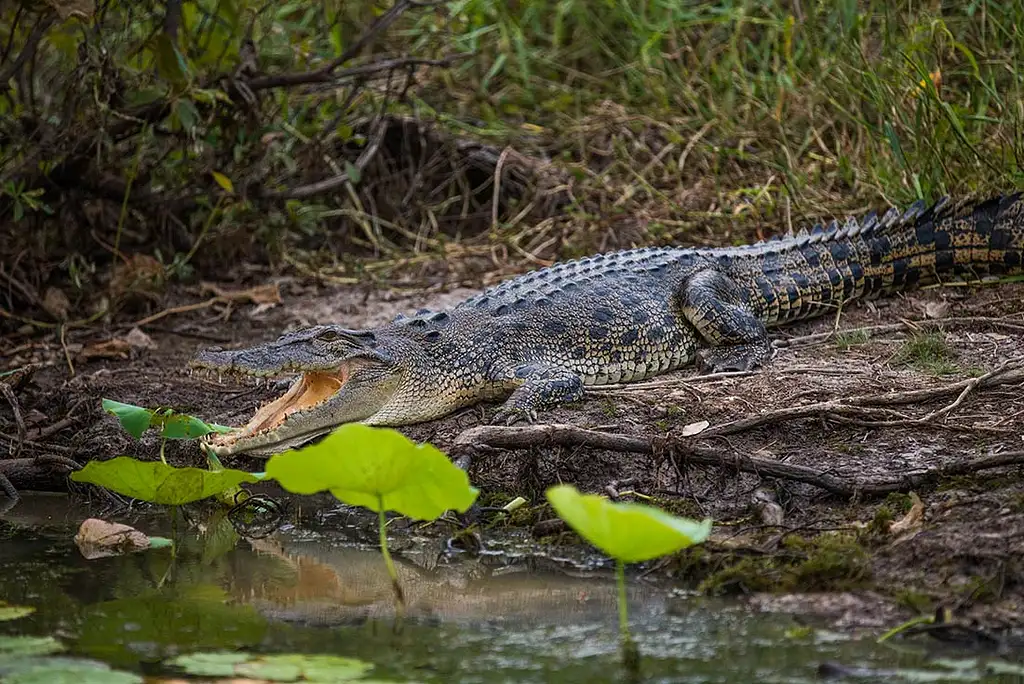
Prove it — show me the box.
[174,99,199,131]
[159,412,226,439]
[102,399,230,440]
[70,457,259,505]
[171,652,373,681]
[0,636,63,659]
[264,424,478,521]
[546,485,712,563]
[170,652,249,677]
[344,161,361,185]
[102,399,152,438]
[0,603,34,621]
[2,659,143,684]
[211,171,234,194]
[152,32,190,86]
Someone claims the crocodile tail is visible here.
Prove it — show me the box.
[861,193,1024,292]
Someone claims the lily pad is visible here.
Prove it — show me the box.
[102,399,232,440]
[265,424,477,521]
[171,652,374,682]
[0,636,63,659]
[0,603,35,621]
[70,457,258,505]
[2,658,142,684]
[101,399,152,438]
[546,484,712,563]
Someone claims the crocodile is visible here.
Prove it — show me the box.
[191,194,1024,457]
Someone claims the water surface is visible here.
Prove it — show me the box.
[0,493,1019,683]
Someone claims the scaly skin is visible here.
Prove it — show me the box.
[191,194,1024,456]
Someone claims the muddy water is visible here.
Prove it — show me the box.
[0,494,1020,683]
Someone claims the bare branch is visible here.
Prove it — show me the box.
[451,423,1024,499]
[0,13,55,94]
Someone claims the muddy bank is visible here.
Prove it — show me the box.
[2,275,1024,631]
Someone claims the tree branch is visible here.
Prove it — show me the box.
[0,13,55,94]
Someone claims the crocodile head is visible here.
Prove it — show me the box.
[190,324,423,457]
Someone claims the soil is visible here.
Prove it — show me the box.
[3,271,1024,635]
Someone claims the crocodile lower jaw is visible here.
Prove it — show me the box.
[204,368,349,456]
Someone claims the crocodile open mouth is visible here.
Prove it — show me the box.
[207,368,350,448]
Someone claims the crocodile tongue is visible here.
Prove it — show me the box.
[208,369,348,448]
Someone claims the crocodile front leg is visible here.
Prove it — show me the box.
[489,363,585,425]
[679,269,775,373]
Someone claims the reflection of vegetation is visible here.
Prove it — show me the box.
[76,405,480,610]
[265,424,479,607]
[75,585,269,668]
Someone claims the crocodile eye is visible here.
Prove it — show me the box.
[317,330,341,342]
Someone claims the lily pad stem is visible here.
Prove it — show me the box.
[378,498,405,606]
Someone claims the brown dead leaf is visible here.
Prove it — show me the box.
[889,492,925,536]
[78,328,156,360]
[78,338,132,360]
[41,287,71,320]
[125,327,157,350]
[679,420,710,437]
[74,518,151,559]
[923,300,950,320]
[201,282,282,306]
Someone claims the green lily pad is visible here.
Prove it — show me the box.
[546,484,712,563]
[265,424,478,521]
[169,651,250,677]
[171,652,373,682]
[159,412,233,439]
[102,399,232,440]
[0,603,35,621]
[101,400,152,439]
[0,636,63,659]
[2,658,142,684]
[70,457,259,505]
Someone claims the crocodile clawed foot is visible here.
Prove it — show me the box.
[489,407,538,426]
[696,341,775,374]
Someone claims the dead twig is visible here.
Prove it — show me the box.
[451,423,1024,499]
[0,381,25,457]
[776,316,1024,348]
[260,117,389,200]
[708,362,1024,436]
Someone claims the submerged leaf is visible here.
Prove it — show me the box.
[546,485,712,563]
[264,424,477,521]
[70,457,258,505]
[74,518,154,559]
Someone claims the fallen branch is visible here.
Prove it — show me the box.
[0,455,80,494]
[451,424,1024,499]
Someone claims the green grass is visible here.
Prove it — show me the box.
[894,331,959,375]
[4,0,1024,316]
[408,0,1024,227]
